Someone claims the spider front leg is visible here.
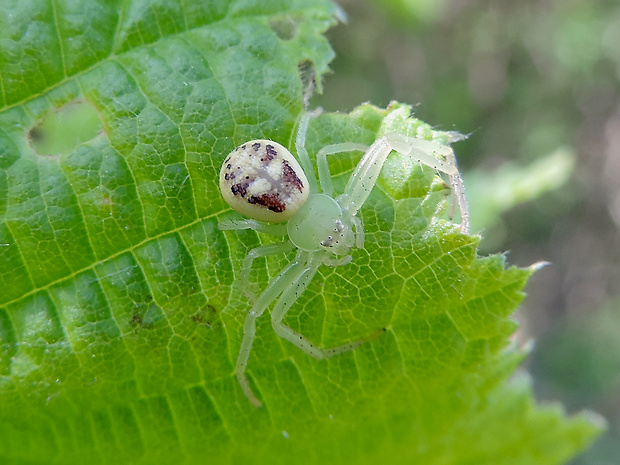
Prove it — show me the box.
[340,134,470,234]
[295,109,323,193]
[294,110,368,198]
[387,134,469,233]
[315,143,369,196]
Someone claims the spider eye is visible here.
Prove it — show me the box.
[219,139,310,223]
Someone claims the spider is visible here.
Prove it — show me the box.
[219,110,469,407]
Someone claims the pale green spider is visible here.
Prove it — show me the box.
[219,111,469,407]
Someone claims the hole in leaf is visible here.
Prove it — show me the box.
[269,14,300,40]
[28,100,103,156]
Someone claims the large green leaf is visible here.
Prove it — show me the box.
[0,1,601,464]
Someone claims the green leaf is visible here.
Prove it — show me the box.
[0,1,601,464]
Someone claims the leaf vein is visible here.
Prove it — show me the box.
[49,0,68,78]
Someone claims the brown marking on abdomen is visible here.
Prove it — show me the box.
[281,160,304,192]
[248,193,286,212]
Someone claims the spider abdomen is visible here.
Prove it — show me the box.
[219,140,309,223]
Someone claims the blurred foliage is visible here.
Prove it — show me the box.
[531,297,620,465]
[532,298,620,400]
[316,1,620,464]
[466,147,576,246]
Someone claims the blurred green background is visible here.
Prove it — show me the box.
[314,0,620,463]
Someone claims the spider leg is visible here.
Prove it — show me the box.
[440,145,469,233]
[340,138,394,214]
[235,250,308,408]
[271,253,384,360]
[340,134,470,233]
[387,134,469,233]
[315,143,369,196]
[350,215,364,249]
[219,218,291,300]
[295,109,322,193]
[219,218,288,236]
[239,242,295,301]
[322,255,352,267]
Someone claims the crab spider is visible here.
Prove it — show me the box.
[219,111,469,407]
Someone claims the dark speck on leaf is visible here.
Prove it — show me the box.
[192,304,218,328]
